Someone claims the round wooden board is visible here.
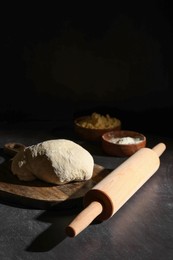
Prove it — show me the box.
[0,160,110,209]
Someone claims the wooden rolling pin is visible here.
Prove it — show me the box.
[66,143,166,237]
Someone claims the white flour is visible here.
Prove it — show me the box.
[109,136,142,144]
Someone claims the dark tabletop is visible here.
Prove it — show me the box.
[0,120,173,260]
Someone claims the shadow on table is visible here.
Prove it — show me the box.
[25,167,109,252]
[26,208,81,252]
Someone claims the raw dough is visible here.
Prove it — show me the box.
[11,139,94,185]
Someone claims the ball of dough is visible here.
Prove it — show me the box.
[11,139,94,185]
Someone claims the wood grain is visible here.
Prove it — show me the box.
[66,143,166,237]
[0,158,110,209]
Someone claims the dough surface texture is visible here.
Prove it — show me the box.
[11,139,94,185]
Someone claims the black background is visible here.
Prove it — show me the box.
[1,2,173,136]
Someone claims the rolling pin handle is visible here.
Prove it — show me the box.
[66,201,103,237]
[152,143,166,157]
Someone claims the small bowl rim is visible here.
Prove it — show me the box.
[102,130,146,146]
[74,115,121,131]
[101,130,146,157]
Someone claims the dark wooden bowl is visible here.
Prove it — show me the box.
[74,116,121,142]
[102,130,146,157]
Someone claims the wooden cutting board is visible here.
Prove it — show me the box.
[0,144,110,209]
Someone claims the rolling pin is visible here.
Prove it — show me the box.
[66,143,166,237]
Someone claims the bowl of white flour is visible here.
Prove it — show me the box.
[102,130,146,157]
